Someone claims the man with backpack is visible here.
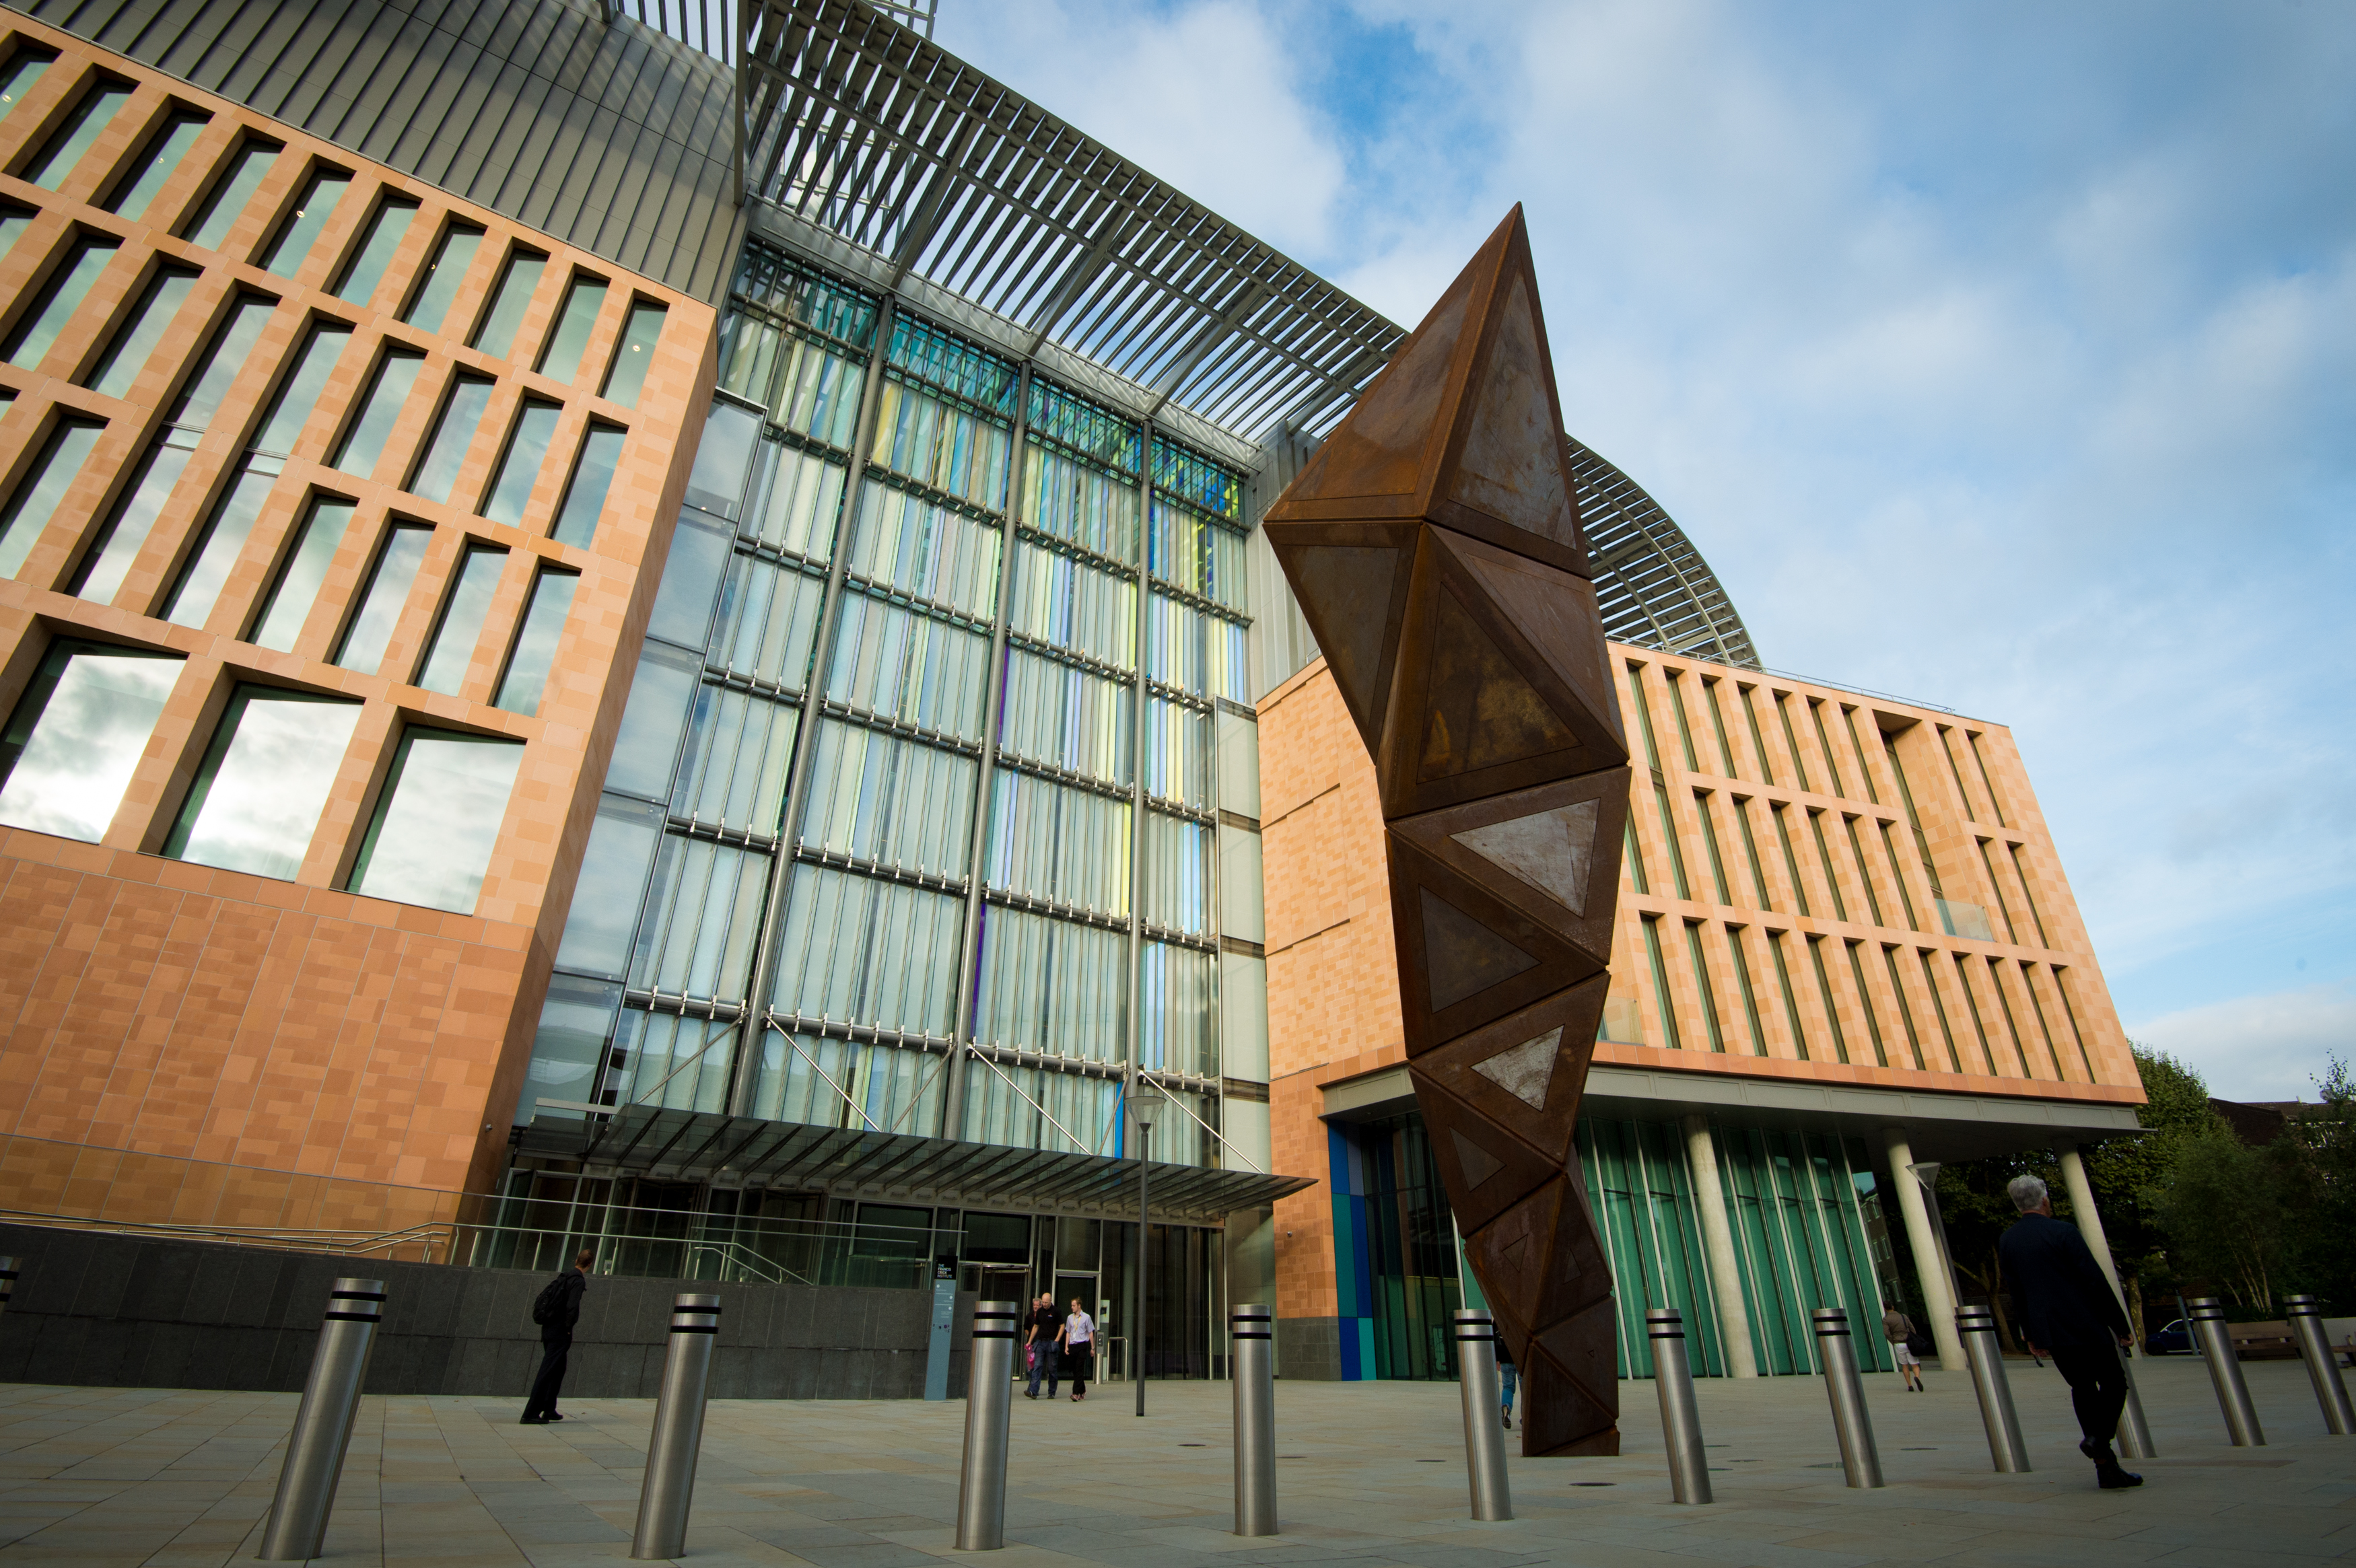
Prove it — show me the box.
[522,1248,594,1425]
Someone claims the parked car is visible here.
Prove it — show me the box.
[2144,1319,2193,1355]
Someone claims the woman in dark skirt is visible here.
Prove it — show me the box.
[1058,1297,1098,1400]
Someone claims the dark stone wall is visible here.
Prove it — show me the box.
[0,1225,971,1400]
[1278,1315,1343,1380]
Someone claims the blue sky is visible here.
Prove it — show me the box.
[934,0,2355,1104]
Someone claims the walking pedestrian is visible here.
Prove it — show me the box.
[1058,1296,1097,1402]
[1883,1304,1926,1392]
[1496,1339,1519,1430]
[521,1247,592,1425]
[1996,1174,2143,1490]
[1024,1292,1060,1399]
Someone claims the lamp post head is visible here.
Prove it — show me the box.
[1131,1083,1160,1138]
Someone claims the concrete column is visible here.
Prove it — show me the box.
[2054,1137,2136,1351]
[1681,1114,1757,1378]
[1881,1127,1965,1372]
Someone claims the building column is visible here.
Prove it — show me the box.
[1681,1113,1757,1378]
[1881,1126,1966,1372]
[2054,1137,2133,1341]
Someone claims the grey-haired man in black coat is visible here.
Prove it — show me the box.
[1996,1174,2143,1489]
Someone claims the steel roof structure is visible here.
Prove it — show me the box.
[1571,438,1762,670]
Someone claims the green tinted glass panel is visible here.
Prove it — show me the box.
[0,419,103,578]
[250,497,355,651]
[181,138,277,250]
[258,168,349,276]
[333,198,415,307]
[252,322,351,455]
[168,293,275,428]
[0,207,29,264]
[551,424,623,546]
[403,225,481,333]
[331,350,422,478]
[87,265,199,398]
[0,53,51,121]
[471,249,545,360]
[537,275,607,382]
[484,400,560,526]
[0,640,181,843]
[347,729,523,913]
[333,522,430,674]
[164,684,360,879]
[417,544,507,694]
[410,375,492,503]
[6,235,118,367]
[26,81,132,189]
[600,301,666,408]
[106,109,207,220]
[72,431,195,603]
[494,569,577,716]
[163,458,277,629]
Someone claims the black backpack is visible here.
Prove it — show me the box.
[530,1272,573,1327]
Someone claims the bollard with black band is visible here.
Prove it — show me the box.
[0,1256,15,1324]
[2114,1340,2157,1460]
[2286,1294,2355,1436]
[1954,1304,2030,1472]
[956,1299,1018,1551]
[1811,1307,1883,1489]
[1647,1307,1712,1504]
[2186,1295,2265,1447]
[1231,1303,1277,1536]
[630,1293,722,1560]
[256,1277,384,1561]
[1451,1308,1513,1522]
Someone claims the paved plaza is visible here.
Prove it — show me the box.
[1,1354,2350,1567]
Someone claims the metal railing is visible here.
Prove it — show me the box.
[0,1209,456,1262]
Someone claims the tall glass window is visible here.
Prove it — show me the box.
[164,685,360,878]
[256,166,349,276]
[347,729,523,913]
[170,292,275,429]
[483,400,560,527]
[332,197,417,308]
[85,264,200,398]
[537,274,607,383]
[402,223,482,334]
[0,639,181,843]
[0,205,30,264]
[334,522,431,674]
[416,544,506,694]
[0,51,53,122]
[162,456,277,628]
[5,234,119,367]
[71,425,198,603]
[252,321,351,456]
[471,248,545,361]
[600,300,666,408]
[0,417,104,578]
[410,374,492,504]
[104,108,207,221]
[180,136,279,250]
[550,423,623,546]
[23,78,133,190]
[331,349,423,478]
[250,495,355,651]
[493,568,578,716]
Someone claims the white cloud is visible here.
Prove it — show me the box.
[2130,985,2356,1104]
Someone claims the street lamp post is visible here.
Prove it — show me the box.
[1131,1081,1160,1418]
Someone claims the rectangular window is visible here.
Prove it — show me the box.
[0,639,180,843]
[1665,672,1701,770]
[1881,729,1945,896]
[1770,803,1810,917]
[409,374,493,504]
[346,729,523,914]
[330,349,423,478]
[1936,725,1977,818]
[180,137,279,250]
[2052,969,2098,1079]
[85,264,200,399]
[1844,816,1886,927]
[1640,915,1683,1050]
[0,417,104,578]
[493,568,578,716]
[1739,684,1776,785]
[1651,782,1689,898]
[471,248,546,360]
[1808,809,1850,921]
[1879,821,1922,931]
[537,274,608,382]
[1807,700,1848,797]
[1843,939,1889,1066]
[71,426,198,603]
[168,292,275,429]
[1918,949,1964,1072]
[164,685,360,879]
[6,233,119,367]
[252,321,352,456]
[551,423,623,546]
[0,51,53,123]
[250,495,355,651]
[1881,946,1927,1069]
[332,197,417,308]
[162,455,278,629]
[1976,839,2021,943]
[415,544,507,694]
[2009,845,2052,948]
[1840,707,1881,804]
[1774,693,1811,791]
[1624,662,1662,769]
[1769,930,1810,1061]
[104,107,207,220]
[1702,679,1740,777]
[1987,958,2037,1077]
[402,223,482,334]
[1727,927,1768,1056]
[256,166,349,276]
[602,300,667,408]
[0,205,29,264]
[1684,921,1726,1051]
[1733,796,1774,909]
[1968,732,2011,826]
[1621,818,1648,895]
[1694,791,1732,904]
[334,522,431,674]
[1953,954,2001,1073]
[23,78,133,190]
[483,400,560,526]
[1807,936,1850,1064]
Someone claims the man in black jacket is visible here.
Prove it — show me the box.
[1996,1174,2143,1489]
[522,1248,594,1425]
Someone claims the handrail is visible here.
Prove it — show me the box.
[0,1209,456,1259]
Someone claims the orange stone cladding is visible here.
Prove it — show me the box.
[0,19,717,1233]
[1259,650,2143,1322]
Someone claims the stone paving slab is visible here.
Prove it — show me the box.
[0,1355,2350,1565]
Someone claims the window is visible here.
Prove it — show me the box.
[600,300,666,408]
[250,496,355,651]
[483,400,560,526]
[0,204,29,263]
[330,349,422,478]
[256,166,350,276]
[493,568,578,715]
[22,78,133,190]
[471,248,545,360]
[0,639,180,843]
[402,223,481,333]
[104,108,207,220]
[0,417,104,578]
[551,423,623,545]
[409,374,492,503]
[71,426,198,603]
[180,137,279,250]
[333,522,431,674]
[416,544,506,694]
[168,292,275,429]
[163,456,277,629]
[332,197,417,308]
[553,795,665,976]
[346,728,522,914]
[537,275,607,382]
[164,685,360,879]
[0,51,53,122]
[85,264,200,398]
[250,321,351,457]
[6,233,119,367]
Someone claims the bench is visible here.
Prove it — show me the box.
[2227,1321,2300,1361]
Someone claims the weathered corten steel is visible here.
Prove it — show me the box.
[1264,207,1630,1456]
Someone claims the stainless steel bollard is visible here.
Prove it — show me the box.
[2114,1339,2156,1460]
[630,1293,722,1561]
[1647,1307,1712,1505]
[2187,1295,2266,1447]
[256,1277,384,1561]
[1954,1305,2030,1472]
[2287,1294,2355,1435]
[1452,1309,1513,1522]
[1231,1303,1277,1536]
[956,1299,1018,1551]
[1811,1308,1883,1488]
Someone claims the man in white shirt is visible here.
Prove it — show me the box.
[1057,1297,1097,1401]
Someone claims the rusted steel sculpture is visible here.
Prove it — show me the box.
[1265,207,1630,1456]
